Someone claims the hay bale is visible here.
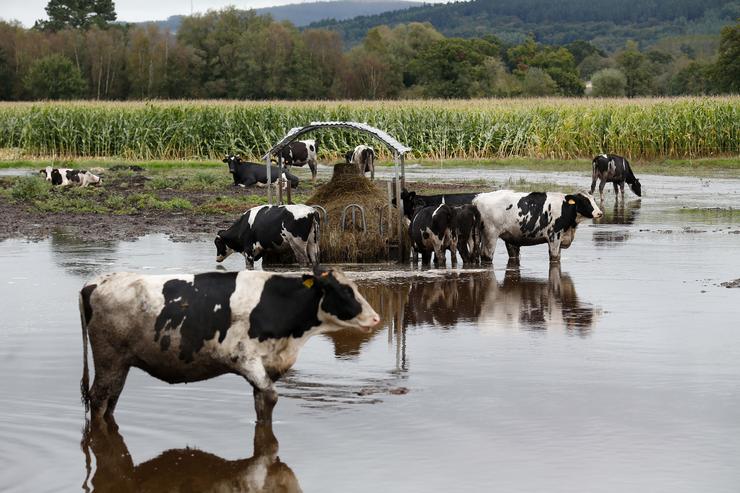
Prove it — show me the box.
[306,162,399,262]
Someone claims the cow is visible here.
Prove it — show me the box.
[473,190,602,263]
[346,145,376,180]
[79,265,381,423]
[409,203,457,267]
[40,167,101,187]
[397,188,480,221]
[278,139,319,181]
[454,204,481,264]
[590,154,642,201]
[215,204,320,268]
[223,155,299,189]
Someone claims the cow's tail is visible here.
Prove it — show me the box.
[78,289,91,413]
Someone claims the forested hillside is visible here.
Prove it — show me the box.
[311,0,740,49]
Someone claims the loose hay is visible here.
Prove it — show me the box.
[306,162,401,263]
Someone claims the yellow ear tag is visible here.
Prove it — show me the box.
[303,278,314,288]
[568,199,576,205]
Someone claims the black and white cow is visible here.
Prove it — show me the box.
[40,167,101,187]
[398,188,480,221]
[224,155,299,189]
[454,204,481,264]
[409,203,457,267]
[473,190,602,262]
[79,266,380,422]
[590,154,642,201]
[346,145,375,180]
[278,139,319,181]
[215,204,320,268]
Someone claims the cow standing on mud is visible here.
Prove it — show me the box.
[215,204,320,267]
[278,139,319,181]
[79,266,380,423]
[346,145,376,180]
[473,190,602,263]
[590,154,642,201]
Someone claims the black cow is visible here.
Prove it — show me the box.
[277,139,318,181]
[590,154,642,201]
[409,204,457,267]
[224,155,299,189]
[215,204,320,268]
[79,266,380,423]
[454,204,481,264]
[398,188,480,221]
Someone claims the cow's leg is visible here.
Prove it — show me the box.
[240,359,278,424]
[89,350,129,421]
[619,182,625,198]
[598,180,606,202]
[548,239,562,262]
[590,175,597,195]
[504,241,520,259]
[613,182,620,200]
[309,161,317,182]
[449,237,458,267]
[370,164,375,181]
[420,250,432,266]
[480,225,498,264]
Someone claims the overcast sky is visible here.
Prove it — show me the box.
[0,0,450,27]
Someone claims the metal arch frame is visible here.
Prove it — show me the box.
[262,121,411,207]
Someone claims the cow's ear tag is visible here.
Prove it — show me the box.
[568,199,576,205]
[303,278,314,288]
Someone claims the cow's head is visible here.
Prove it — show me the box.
[304,266,380,333]
[565,192,603,219]
[223,154,241,174]
[214,230,235,262]
[629,179,642,197]
[83,171,101,185]
[400,188,417,219]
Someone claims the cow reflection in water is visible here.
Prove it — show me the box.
[81,419,301,493]
[479,261,598,336]
[592,199,641,245]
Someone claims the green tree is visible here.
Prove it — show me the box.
[712,21,740,93]
[0,48,13,100]
[23,54,87,99]
[669,61,713,95]
[411,38,490,98]
[37,0,117,31]
[591,68,627,97]
[616,41,653,97]
[521,67,558,96]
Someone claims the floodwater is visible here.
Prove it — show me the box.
[1,171,740,492]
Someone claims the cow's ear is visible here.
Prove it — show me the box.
[222,157,229,163]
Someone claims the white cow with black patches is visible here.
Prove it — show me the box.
[215,204,320,268]
[473,190,602,263]
[79,266,380,423]
[40,167,101,187]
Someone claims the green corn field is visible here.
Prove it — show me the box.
[0,97,737,161]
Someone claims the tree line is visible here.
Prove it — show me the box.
[0,5,737,101]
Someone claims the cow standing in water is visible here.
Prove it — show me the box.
[590,154,642,201]
[473,190,602,263]
[409,204,457,267]
[79,266,380,423]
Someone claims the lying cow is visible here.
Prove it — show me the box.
[398,188,480,221]
[278,139,318,181]
[40,167,101,187]
[473,190,602,263]
[224,155,299,189]
[215,204,320,268]
[346,145,375,180]
[590,154,642,201]
[454,204,481,264]
[409,204,457,267]
[79,266,380,422]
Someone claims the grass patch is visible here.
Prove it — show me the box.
[676,207,740,220]
[10,176,51,200]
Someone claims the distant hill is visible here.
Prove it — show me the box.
[309,0,740,50]
[139,1,423,32]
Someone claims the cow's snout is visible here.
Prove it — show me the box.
[592,208,603,219]
[216,255,225,263]
[358,312,381,332]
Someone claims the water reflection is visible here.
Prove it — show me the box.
[49,230,120,276]
[478,261,598,336]
[81,419,300,492]
[592,200,641,245]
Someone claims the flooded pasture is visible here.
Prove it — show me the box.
[1,170,740,492]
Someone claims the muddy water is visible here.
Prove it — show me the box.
[2,172,740,492]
